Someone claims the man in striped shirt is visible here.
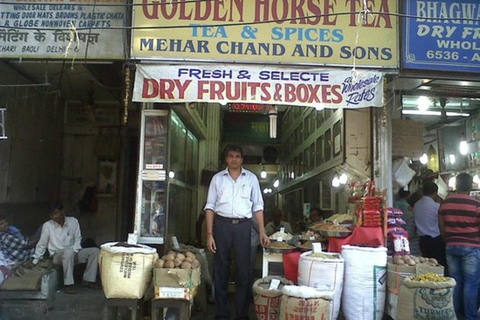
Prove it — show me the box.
[439,173,480,320]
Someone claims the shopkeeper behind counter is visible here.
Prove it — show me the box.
[265,209,293,236]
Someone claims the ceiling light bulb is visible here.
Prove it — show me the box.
[417,96,431,112]
[290,172,295,179]
[273,179,280,188]
[459,140,468,155]
[339,173,348,184]
[332,176,340,188]
[263,188,269,194]
[168,171,175,178]
[260,167,267,179]
[419,153,428,165]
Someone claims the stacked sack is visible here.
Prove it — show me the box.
[386,207,409,256]
[297,251,344,320]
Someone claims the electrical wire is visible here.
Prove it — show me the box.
[0,11,479,32]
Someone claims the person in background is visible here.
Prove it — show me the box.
[0,215,36,266]
[31,202,100,294]
[439,173,480,320]
[205,144,269,320]
[413,182,446,266]
[309,207,324,225]
[394,188,420,256]
[265,209,293,236]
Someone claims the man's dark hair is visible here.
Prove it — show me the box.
[223,144,244,159]
[422,182,438,196]
[398,189,411,199]
[310,207,323,216]
[456,173,473,192]
[50,202,64,212]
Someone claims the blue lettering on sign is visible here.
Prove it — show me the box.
[341,75,380,106]
[403,0,480,73]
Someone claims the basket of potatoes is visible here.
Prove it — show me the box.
[153,250,202,299]
[156,251,201,270]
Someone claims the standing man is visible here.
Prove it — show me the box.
[413,182,446,266]
[205,144,269,320]
[32,203,100,294]
[439,173,480,320]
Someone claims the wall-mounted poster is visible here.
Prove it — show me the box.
[98,160,117,196]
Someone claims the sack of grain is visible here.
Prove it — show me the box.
[298,251,344,320]
[397,274,456,320]
[253,276,293,320]
[100,242,157,299]
[341,245,387,320]
[280,285,333,320]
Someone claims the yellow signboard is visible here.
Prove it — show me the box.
[132,0,398,68]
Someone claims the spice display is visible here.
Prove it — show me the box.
[269,231,293,241]
[410,273,449,282]
[267,241,295,250]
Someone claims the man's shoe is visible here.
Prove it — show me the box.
[81,281,100,289]
[64,285,76,294]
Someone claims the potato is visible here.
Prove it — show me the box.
[165,253,175,261]
[175,253,185,261]
[392,256,402,264]
[184,257,194,263]
[429,258,438,265]
[174,258,183,267]
[164,260,175,268]
[191,259,200,269]
[412,256,420,264]
[406,259,416,266]
[185,252,196,260]
[396,259,405,265]
[181,261,192,270]
[155,259,165,268]
[167,251,175,256]
[161,255,169,261]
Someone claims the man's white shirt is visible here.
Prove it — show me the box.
[32,217,82,264]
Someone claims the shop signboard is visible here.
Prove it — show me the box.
[0,0,127,59]
[133,64,384,108]
[403,0,480,73]
[131,0,398,68]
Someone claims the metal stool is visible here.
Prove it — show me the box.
[151,299,192,320]
[103,298,143,320]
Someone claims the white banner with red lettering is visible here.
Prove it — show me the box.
[133,64,384,108]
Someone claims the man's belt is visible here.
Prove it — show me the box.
[215,214,251,225]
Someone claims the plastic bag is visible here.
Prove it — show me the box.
[393,158,416,188]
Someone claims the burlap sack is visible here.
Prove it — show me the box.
[253,276,293,320]
[279,285,333,320]
[100,242,158,299]
[397,276,457,320]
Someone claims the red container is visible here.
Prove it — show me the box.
[282,251,301,284]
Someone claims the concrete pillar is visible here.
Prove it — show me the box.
[373,76,393,206]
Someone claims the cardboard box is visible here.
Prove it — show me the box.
[154,267,201,300]
[387,262,444,294]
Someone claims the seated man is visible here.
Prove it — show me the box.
[309,207,324,225]
[265,209,293,236]
[31,203,100,294]
[0,214,36,267]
